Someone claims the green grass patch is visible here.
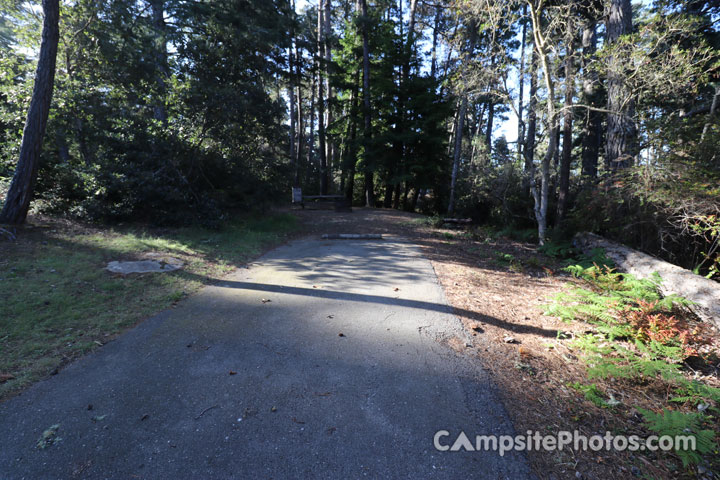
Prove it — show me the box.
[0,213,298,400]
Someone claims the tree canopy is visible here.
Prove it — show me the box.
[1,0,719,275]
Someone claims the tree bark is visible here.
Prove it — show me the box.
[524,47,537,185]
[324,0,335,188]
[580,18,600,182]
[294,40,304,187]
[392,182,401,210]
[701,84,720,143]
[430,5,441,79]
[528,0,559,245]
[517,4,527,163]
[317,1,328,194]
[410,187,420,211]
[485,101,494,150]
[0,0,60,225]
[447,96,468,215]
[288,45,297,173]
[360,0,374,206]
[557,31,575,226]
[344,70,360,201]
[306,72,316,188]
[150,0,168,124]
[471,103,486,165]
[605,0,636,172]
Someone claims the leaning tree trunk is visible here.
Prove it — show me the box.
[701,84,720,143]
[0,0,60,225]
[605,0,636,172]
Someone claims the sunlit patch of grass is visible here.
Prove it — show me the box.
[0,213,298,400]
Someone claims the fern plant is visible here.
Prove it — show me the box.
[570,382,615,408]
[638,408,717,467]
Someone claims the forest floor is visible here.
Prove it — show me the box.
[294,207,720,480]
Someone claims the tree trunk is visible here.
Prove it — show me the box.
[392,182,401,210]
[150,0,168,124]
[439,20,459,98]
[701,84,720,143]
[605,0,636,172]
[485,102,494,150]
[471,103,486,165]
[56,126,70,164]
[317,2,328,194]
[0,0,60,225]
[288,46,297,170]
[517,4,527,163]
[557,33,575,226]
[306,73,316,188]
[580,18,600,182]
[575,232,720,332]
[523,47,538,191]
[324,0,335,188]
[430,5,441,79]
[447,96,468,215]
[529,0,559,245]
[383,182,393,208]
[360,0,374,206]
[345,69,361,202]
[295,41,304,186]
[410,187,420,211]
[484,56,496,150]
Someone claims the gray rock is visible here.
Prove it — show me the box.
[106,257,183,274]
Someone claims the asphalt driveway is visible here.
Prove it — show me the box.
[0,235,533,479]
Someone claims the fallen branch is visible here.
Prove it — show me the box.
[194,404,219,420]
[321,234,383,239]
[0,227,16,241]
[442,218,472,224]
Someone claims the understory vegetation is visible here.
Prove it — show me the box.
[0,0,718,282]
[545,251,719,470]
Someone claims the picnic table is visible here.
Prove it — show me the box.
[292,188,351,212]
